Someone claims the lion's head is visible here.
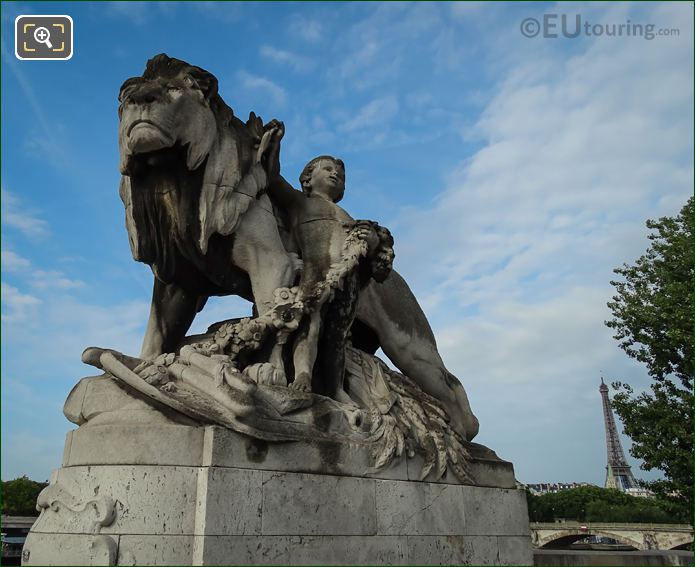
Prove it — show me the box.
[118,54,229,175]
[118,54,266,284]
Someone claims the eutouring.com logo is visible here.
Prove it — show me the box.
[520,14,680,41]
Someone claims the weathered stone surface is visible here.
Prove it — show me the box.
[405,535,500,565]
[23,533,118,566]
[260,472,377,536]
[202,425,410,481]
[498,535,534,565]
[61,423,515,485]
[376,480,465,535]
[463,487,530,536]
[31,465,198,536]
[195,467,263,536]
[64,424,204,467]
[26,460,532,565]
[197,535,408,565]
[118,535,194,565]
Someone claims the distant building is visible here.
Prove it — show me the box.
[625,486,654,499]
[525,482,594,495]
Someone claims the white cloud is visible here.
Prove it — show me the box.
[340,95,399,134]
[1,250,31,272]
[237,70,287,107]
[191,2,243,23]
[288,14,324,43]
[30,270,84,290]
[1,282,41,323]
[1,189,50,238]
[335,3,442,90]
[388,3,692,483]
[1,41,72,168]
[450,2,488,19]
[260,45,313,72]
[4,291,149,374]
[1,249,84,289]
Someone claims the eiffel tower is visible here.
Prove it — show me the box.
[599,378,638,491]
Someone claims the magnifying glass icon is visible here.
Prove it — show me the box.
[33,26,53,49]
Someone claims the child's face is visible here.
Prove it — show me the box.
[309,159,345,202]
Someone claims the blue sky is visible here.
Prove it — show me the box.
[1,1,692,485]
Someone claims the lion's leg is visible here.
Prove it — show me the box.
[140,278,202,360]
[231,197,295,312]
[356,274,479,441]
[232,197,295,373]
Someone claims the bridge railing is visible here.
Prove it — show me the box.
[531,522,693,531]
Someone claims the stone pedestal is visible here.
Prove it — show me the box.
[23,423,532,565]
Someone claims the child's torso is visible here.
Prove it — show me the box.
[295,196,355,282]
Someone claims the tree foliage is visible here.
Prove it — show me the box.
[605,197,693,515]
[527,486,683,523]
[1,476,47,516]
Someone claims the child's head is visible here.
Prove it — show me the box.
[299,156,346,202]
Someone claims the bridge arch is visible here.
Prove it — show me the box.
[538,530,641,550]
[668,537,693,551]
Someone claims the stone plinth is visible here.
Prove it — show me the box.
[23,424,532,565]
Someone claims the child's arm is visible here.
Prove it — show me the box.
[267,174,302,210]
[264,123,302,211]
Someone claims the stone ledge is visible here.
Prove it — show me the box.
[24,534,533,566]
[62,423,516,488]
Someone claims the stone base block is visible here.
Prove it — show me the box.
[23,424,532,565]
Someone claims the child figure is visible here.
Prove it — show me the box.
[264,123,391,402]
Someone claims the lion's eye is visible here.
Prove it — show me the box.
[183,75,196,88]
[167,87,183,100]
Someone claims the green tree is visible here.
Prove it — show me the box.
[1,476,48,516]
[527,486,681,524]
[605,197,693,518]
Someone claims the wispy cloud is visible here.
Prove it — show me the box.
[260,45,313,73]
[1,282,41,323]
[191,1,243,23]
[102,1,179,25]
[389,2,692,482]
[30,270,84,290]
[1,39,71,168]
[450,1,489,19]
[1,250,31,272]
[287,14,324,43]
[340,95,399,133]
[1,189,50,238]
[335,3,442,90]
[237,70,287,107]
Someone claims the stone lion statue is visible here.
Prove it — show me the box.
[117,54,478,441]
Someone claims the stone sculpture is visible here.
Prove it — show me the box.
[23,54,532,566]
[113,53,478,444]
